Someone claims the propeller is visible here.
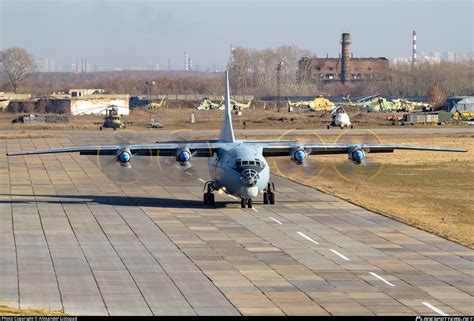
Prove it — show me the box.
[272,129,329,183]
[155,129,210,178]
[271,128,386,184]
[331,129,385,182]
[92,135,154,185]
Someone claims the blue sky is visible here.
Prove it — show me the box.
[0,0,472,69]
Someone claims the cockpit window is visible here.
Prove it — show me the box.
[255,160,261,167]
[242,161,248,165]
[236,160,241,167]
[249,161,255,165]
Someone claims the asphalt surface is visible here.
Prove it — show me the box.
[0,130,473,316]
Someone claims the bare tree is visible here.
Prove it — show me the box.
[0,47,36,93]
[427,82,448,108]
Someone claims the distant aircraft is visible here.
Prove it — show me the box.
[288,96,335,112]
[230,98,252,111]
[82,106,128,131]
[7,71,466,208]
[196,97,225,110]
[345,95,420,113]
[148,97,167,109]
[327,106,353,129]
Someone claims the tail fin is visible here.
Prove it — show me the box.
[219,70,235,143]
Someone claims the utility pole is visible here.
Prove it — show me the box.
[146,81,155,123]
[276,62,283,112]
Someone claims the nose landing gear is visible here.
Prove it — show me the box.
[203,181,215,206]
[241,198,252,209]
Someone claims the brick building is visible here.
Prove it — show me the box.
[298,33,390,84]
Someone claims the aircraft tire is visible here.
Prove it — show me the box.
[241,199,246,208]
[99,126,102,131]
[209,193,215,205]
[203,193,209,205]
[269,193,275,205]
[247,198,253,208]
[263,192,269,204]
[327,125,330,130]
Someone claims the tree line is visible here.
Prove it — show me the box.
[1,46,473,100]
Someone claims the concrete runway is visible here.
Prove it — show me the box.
[1,130,473,315]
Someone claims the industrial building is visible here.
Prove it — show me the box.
[297,33,390,84]
[49,89,130,115]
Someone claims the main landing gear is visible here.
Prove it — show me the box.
[263,182,275,205]
[203,181,215,205]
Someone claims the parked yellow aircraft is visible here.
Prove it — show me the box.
[231,98,252,111]
[148,97,167,110]
[288,96,335,112]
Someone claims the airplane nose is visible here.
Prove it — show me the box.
[241,169,259,187]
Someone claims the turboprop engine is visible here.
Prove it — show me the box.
[176,148,192,166]
[291,148,307,165]
[348,148,365,165]
[116,148,132,167]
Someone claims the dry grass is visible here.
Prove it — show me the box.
[0,302,67,316]
[270,133,474,248]
[0,131,55,139]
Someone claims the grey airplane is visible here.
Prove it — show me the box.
[7,71,467,208]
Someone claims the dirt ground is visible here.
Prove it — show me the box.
[1,106,398,131]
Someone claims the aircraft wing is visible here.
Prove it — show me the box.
[7,142,222,157]
[261,143,466,157]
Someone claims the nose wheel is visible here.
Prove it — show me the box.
[263,182,276,205]
[203,181,215,206]
[241,198,252,208]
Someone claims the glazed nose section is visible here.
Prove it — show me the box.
[241,169,259,187]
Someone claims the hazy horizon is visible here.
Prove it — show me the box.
[1,0,472,70]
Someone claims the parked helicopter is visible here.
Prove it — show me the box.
[196,97,225,110]
[230,98,253,111]
[148,97,167,109]
[326,106,353,129]
[95,106,129,130]
[288,95,335,112]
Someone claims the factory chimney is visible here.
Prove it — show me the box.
[185,52,189,71]
[412,30,417,67]
[340,33,351,83]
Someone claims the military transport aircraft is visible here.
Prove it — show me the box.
[7,71,466,208]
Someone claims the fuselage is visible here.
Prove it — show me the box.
[207,143,270,199]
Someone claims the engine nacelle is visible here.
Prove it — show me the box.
[291,148,307,165]
[116,148,132,167]
[348,148,365,165]
[176,149,191,166]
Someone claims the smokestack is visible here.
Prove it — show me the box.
[185,52,189,71]
[412,30,417,67]
[340,33,351,83]
[76,58,79,73]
